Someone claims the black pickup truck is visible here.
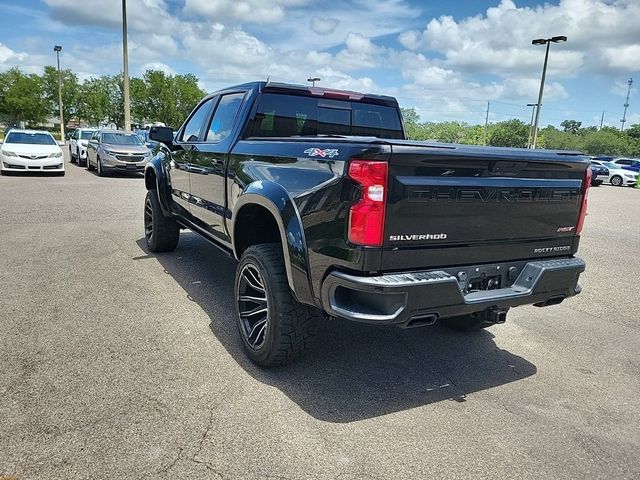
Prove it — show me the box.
[144,82,589,366]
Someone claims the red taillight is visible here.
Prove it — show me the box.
[576,167,591,235]
[348,160,388,246]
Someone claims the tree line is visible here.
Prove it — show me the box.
[401,108,640,157]
[0,67,206,131]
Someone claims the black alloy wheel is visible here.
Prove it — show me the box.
[237,264,269,350]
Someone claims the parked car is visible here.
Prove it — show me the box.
[143,81,588,367]
[589,162,608,186]
[133,129,160,149]
[612,158,640,173]
[0,129,64,176]
[591,160,638,187]
[86,129,151,176]
[69,127,98,166]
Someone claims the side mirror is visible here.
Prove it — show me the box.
[149,126,174,145]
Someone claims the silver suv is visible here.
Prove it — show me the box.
[86,130,151,176]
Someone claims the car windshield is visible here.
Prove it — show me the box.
[101,133,143,145]
[4,132,57,145]
[80,131,96,140]
[602,162,619,169]
[135,131,149,142]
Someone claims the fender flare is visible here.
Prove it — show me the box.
[144,155,172,217]
[231,181,315,305]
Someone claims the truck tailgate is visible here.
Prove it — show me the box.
[382,142,589,269]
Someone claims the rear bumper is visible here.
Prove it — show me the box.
[320,257,585,326]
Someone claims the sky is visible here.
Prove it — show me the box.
[0,0,638,128]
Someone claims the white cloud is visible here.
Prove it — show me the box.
[0,43,26,66]
[183,0,308,25]
[310,17,339,35]
[141,62,177,75]
[405,0,640,76]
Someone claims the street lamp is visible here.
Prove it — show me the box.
[53,45,64,142]
[530,35,567,149]
[122,0,131,133]
[526,102,539,148]
[307,77,321,87]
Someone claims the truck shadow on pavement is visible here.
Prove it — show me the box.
[137,233,537,423]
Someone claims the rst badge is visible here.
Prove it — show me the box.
[304,148,339,158]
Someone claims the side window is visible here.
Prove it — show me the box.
[91,131,100,142]
[617,159,630,165]
[72,130,79,140]
[205,92,245,143]
[180,98,214,142]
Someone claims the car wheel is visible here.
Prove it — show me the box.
[69,146,76,163]
[97,156,107,177]
[611,175,623,187]
[144,189,180,252]
[235,244,322,367]
[86,156,94,171]
[440,313,496,332]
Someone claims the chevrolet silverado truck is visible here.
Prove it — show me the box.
[144,82,589,367]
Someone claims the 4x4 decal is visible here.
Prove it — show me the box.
[303,148,339,158]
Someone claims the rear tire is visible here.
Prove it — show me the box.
[87,157,94,171]
[69,146,76,163]
[235,244,321,367]
[440,314,495,332]
[611,175,623,187]
[144,189,179,252]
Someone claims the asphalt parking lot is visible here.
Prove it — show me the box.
[1,152,639,480]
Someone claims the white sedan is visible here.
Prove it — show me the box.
[0,129,65,176]
[591,160,638,187]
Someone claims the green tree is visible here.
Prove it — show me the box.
[130,70,205,127]
[41,65,79,125]
[624,123,640,140]
[581,130,629,156]
[0,68,48,126]
[541,125,582,151]
[487,119,529,147]
[560,119,582,134]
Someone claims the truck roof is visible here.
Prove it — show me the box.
[210,81,399,107]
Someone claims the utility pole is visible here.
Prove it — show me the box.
[484,101,490,144]
[620,77,633,132]
[527,103,539,148]
[531,35,567,149]
[600,111,605,130]
[54,45,64,142]
[122,0,131,133]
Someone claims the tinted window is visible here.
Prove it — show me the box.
[616,159,631,165]
[247,93,403,139]
[80,131,95,140]
[5,132,57,145]
[206,93,245,142]
[101,132,143,145]
[181,98,214,142]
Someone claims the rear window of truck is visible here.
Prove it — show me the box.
[247,93,403,139]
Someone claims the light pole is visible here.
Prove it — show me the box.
[526,102,539,148]
[53,45,64,142]
[530,35,567,149]
[122,0,131,133]
[307,77,321,87]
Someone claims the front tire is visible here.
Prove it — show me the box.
[235,244,321,367]
[144,190,179,252]
[97,156,107,177]
[611,175,623,187]
[69,146,76,163]
[86,156,94,171]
